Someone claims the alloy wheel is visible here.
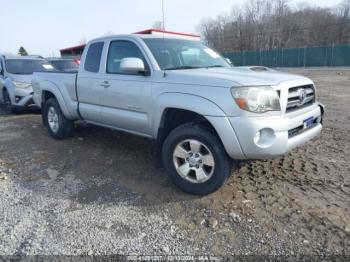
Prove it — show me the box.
[47,106,59,133]
[173,139,215,184]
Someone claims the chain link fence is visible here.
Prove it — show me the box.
[223,44,350,67]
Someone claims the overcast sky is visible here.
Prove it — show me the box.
[0,0,343,57]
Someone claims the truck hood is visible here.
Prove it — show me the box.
[8,73,34,84]
[167,67,312,87]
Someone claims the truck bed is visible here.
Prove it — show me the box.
[32,71,78,104]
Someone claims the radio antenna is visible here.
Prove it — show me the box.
[162,0,167,77]
[162,0,165,30]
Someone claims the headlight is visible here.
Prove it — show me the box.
[13,81,32,89]
[231,86,281,113]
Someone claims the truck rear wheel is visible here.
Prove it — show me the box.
[43,98,74,139]
[162,123,231,195]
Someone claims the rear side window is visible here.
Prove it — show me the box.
[84,42,104,73]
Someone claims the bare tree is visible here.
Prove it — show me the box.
[199,1,350,52]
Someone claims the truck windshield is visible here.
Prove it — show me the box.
[143,38,230,70]
[5,59,56,75]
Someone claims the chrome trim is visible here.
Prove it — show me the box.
[286,84,315,112]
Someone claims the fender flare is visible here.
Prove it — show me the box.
[39,80,75,119]
[152,92,245,159]
[152,92,226,135]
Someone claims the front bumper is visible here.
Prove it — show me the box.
[14,88,37,108]
[229,104,323,159]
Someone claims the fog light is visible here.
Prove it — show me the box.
[254,128,276,148]
[254,131,261,144]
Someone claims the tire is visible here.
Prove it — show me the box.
[162,123,231,195]
[2,89,14,114]
[43,98,74,139]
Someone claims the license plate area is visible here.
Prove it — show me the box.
[288,117,318,138]
[303,117,314,129]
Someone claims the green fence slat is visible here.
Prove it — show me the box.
[223,44,350,67]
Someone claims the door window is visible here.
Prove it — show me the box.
[107,41,148,74]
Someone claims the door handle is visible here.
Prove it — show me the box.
[101,81,110,88]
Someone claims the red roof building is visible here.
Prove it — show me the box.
[134,29,200,40]
[60,29,201,58]
[60,44,86,58]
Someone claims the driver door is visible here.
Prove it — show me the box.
[99,40,152,136]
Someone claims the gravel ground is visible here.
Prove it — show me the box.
[0,68,349,258]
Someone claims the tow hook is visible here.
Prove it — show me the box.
[317,102,325,124]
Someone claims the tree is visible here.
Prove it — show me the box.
[342,0,350,19]
[199,1,350,52]
[18,47,28,56]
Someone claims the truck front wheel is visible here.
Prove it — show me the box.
[162,123,231,195]
[43,98,74,139]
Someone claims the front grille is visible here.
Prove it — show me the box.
[286,85,315,113]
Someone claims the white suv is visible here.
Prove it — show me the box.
[0,55,55,113]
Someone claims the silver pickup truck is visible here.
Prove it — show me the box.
[32,34,324,195]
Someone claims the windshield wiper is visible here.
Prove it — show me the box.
[164,66,200,70]
[206,65,225,68]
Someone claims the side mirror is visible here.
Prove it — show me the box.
[120,57,148,75]
[0,62,3,75]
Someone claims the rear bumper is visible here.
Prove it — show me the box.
[228,104,323,159]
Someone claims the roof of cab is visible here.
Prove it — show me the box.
[60,29,201,52]
[89,33,201,44]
